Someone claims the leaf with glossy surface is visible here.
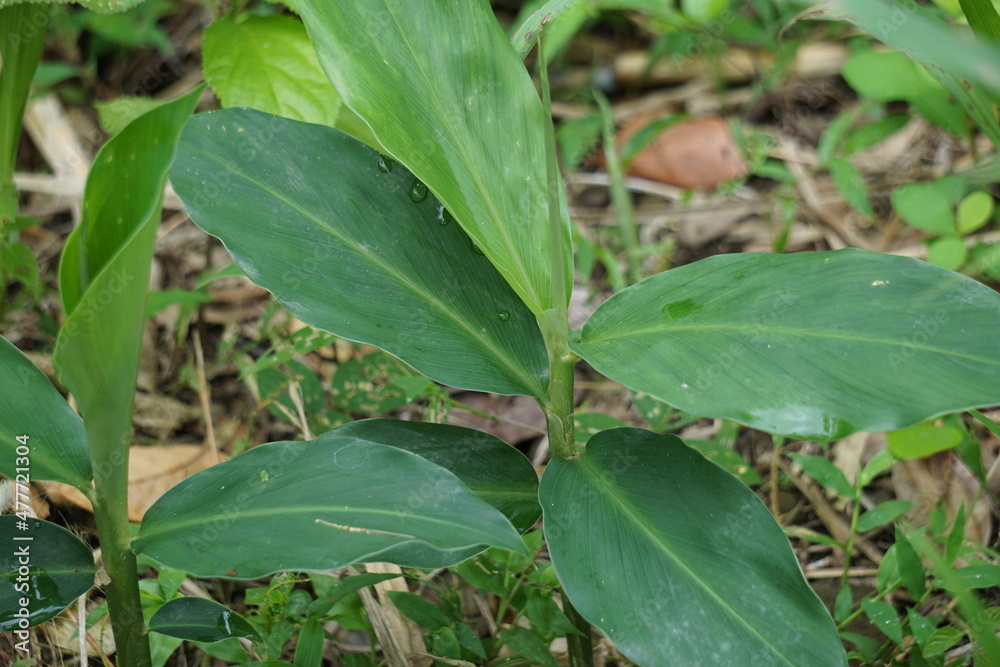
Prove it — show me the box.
[0,517,96,630]
[172,108,547,398]
[296,0,571,316]
[54,87,202,466]
[0,0,141,11]
[326,420,540,532]
[149,597,258,642]
[0,336,91,489]
[572,249,1000,440]
[202,16,341,127]
[133,437,526,578]
[541,429,845,666]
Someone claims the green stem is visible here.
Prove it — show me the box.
[0,3,49,315]
[594,90,641,286]
[563,595,594,667]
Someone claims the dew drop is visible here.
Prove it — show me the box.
[471,240,485,255]
[376,154,394,173]
[409,178,428,202]
[436,204,452,225]
[498,311,510,321]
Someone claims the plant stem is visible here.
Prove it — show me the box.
[563,595,594,667]
[0,3,49,315]
[594,90,641,286]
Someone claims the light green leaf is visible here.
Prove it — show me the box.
[0,336,91,489]
[892,179,962,236]
[572,249,1000,440]
[829,157,873,218]
[859,448,897,486]
[95,96,165,136]
[861,598,902,645]
[857,500,914,532]
[927,237,968,271]
[681,0,729,23]
[54,87,203,471]
[148,597,258,642]
[541,429,845,666]
[923,626,964,657]
[888,420,964,459]
[326,420,540,533]
[171,109,547,398]
[202,16,342,128]
[133,437,526,578]
[510,0,584,60]
[957,190,995,235]
[0,517,96,630]
[296,0,570,316]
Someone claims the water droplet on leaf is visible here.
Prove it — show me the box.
[498,311,510,321]
[471,240,485,255]
[376,154,394,173]
[436,204,452,225]
[409,178,428,202]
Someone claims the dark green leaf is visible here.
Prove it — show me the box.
[293,616,325,667]
[327,420,540,533]
[0,336,92,489]
[133,438,526,578]
[861,598,902,645]
[498,626,558,667]
[923,626,964,657]
[171,109,547,398]
[384,591,450,631]
[148,597,258,642]
[893,528,926,599]
[296,0,570,316]
[541,428,845,666]
[0,517,96,630]
[788,453,855,498]
[572,249,1000,440]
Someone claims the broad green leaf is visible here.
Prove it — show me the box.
[888,420,964,459]
[202,16,342,128]
[95,96,165,136]
[172,109,547,398]
[0,336,91,489]
[819,0,1000,95]
[326,420,541,532]
[148,598,258,642]
[572,249,1000,440]
[857,500,914,532]
[0,516,96,630]
[686,439,761,484]
[293,616,324,667]
[788,453,855,498]
[54,87,202,476]
[541,428,845,666]
[133,437,526,578]
[829,158,873,219]
[296,0,571,316]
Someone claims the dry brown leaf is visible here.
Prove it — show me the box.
[615,114,747,190]
[37,444,226,522]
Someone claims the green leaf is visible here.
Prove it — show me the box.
[841,114,909,156]
[958,0,1000,44]
[956,190,995,235]
[927,237,968,271]
[829,158,873,219]
[861,598,903,645]
[893,528,926,600]
[384,591,450,631]
[857,500,914,532]
[540,428,845,666]
[681,0,729,23]
[202,16,342,128]
[888,420,964,459]
[510,0,583,60]
[923,626,964,657]
[95,96,165,136]
[171,109,547,398]
[686,439,761,485]
[296,0,570,316]
[292,616,324,667]
[0,516,97,630]
[907,608,936,649]
[947,563,1000,589]
[498,626,558,667]
[326,420,541,533]
[859,448,897,486]
[572,249,1000,440]
[54,86,203,472]
[788,453,855,498]
[0,0,143,12]
[0,336,92,488]
[892,179,962,236]
[148,597,258,642]
[133,438,526,578]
